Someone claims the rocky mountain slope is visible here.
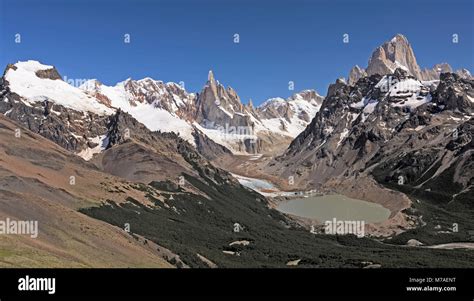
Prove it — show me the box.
[271,35,473,204]
[285,35,474,219]
[0,114,174,267]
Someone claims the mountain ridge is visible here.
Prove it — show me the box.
[1,60,322,158]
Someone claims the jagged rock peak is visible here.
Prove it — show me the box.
[327,77,349,98]
[288,89,323,102]
[248,98,254,108]
[391,33,409,43]
[420,63,453,81]
[208,70,215,84]
[366,34,422,79]
[455,68,473,80]
[433,63,453,73]
[348,65,367,86]
[349,35,472,82]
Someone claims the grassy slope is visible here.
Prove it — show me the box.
[0,115,172,268]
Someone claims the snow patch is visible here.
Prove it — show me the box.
[130,105,196,144]
[194,122,256,154]
[77,135,109,161]
[337,128,349,148]
[376,76,433,110]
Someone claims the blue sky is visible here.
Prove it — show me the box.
[1,0,472,105]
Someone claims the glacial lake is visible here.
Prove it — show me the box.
[276,194,391,223]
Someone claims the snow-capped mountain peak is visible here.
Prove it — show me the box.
[4,60,114,115]
[256,90,323,137]
[12,60,54,73]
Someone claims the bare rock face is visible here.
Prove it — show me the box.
[192,129,233,160]
[352,34,472,82]
[420,63,453,81]
[288,89,323,103]
[420,64,472,81]
[366,46,395,76]
[0,89,110,153]
[366,34,422,79]
[35,67,62,80]
[258,98,293,122]
[245,98,258,116]
[348,65,367,86]
[195,70,256,129]
[455,68,473,80]
[433,72,474,113]
[327,78,348,97]
[123,78,196,114]
[3,63,17,75]
[193,70,262,153]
